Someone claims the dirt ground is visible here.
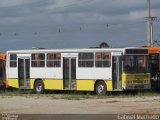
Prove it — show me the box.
[0,95,160,114]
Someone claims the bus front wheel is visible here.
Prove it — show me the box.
[34,80,44,94]
[95,81,107,95]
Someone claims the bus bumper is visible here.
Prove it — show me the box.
[123,84,151,90]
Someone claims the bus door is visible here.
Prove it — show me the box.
[112,55,122,90]
[18,57,30,89]
[63,57,76,90]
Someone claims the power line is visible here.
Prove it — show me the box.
[153,40,160,46]
[0,20,148,34]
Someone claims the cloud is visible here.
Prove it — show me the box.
[128,10,146,21]
[0,0,31,7]
[0,0,160,50]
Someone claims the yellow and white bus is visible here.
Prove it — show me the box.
[6,47,150,95]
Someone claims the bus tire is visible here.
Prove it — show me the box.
[95,81,106,95]
[34,80,44,94]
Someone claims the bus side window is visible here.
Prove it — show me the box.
[95,52,111,67]
[47,53,61,67]
[31,53,45,67]
[78,53,94,67]
[150,54,159,77]
[10,54,17,67]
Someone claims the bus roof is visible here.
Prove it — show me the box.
[146,46,160,53]
[7,47,147,54]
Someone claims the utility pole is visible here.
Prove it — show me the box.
[146,0,157,46]
[147,0,153,46]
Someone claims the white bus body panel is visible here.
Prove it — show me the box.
[8,68,18,78]
[77,68,95,80]
[45,68,62,79]
[94,68,112,80]
[30,68,45,79]
[61,53,78,57]
[77,68,112,80]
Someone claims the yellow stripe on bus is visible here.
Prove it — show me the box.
[105,80,113,91]
[7,78,113,91]
[7,79,19,88]
[44,79,63,90]
[76,80,95,91]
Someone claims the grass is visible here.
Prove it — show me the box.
[0,90,21,96]
[0,89,160,100]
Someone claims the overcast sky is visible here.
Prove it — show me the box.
[0,0,159,51]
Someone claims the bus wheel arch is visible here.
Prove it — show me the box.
[34,79,45,94]
[94,80,107,95]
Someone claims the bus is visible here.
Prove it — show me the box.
[147,46,160,90]
[0,53,7,89]
[6,47,150,95]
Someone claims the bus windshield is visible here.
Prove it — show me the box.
[123,55,149,73]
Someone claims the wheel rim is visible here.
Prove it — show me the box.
[98,84,104,94]
[36,84,42,92]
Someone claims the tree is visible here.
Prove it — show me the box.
[99,42,109,48]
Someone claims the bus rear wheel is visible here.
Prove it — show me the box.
[95,81,107,95]
[34,80,44,94]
